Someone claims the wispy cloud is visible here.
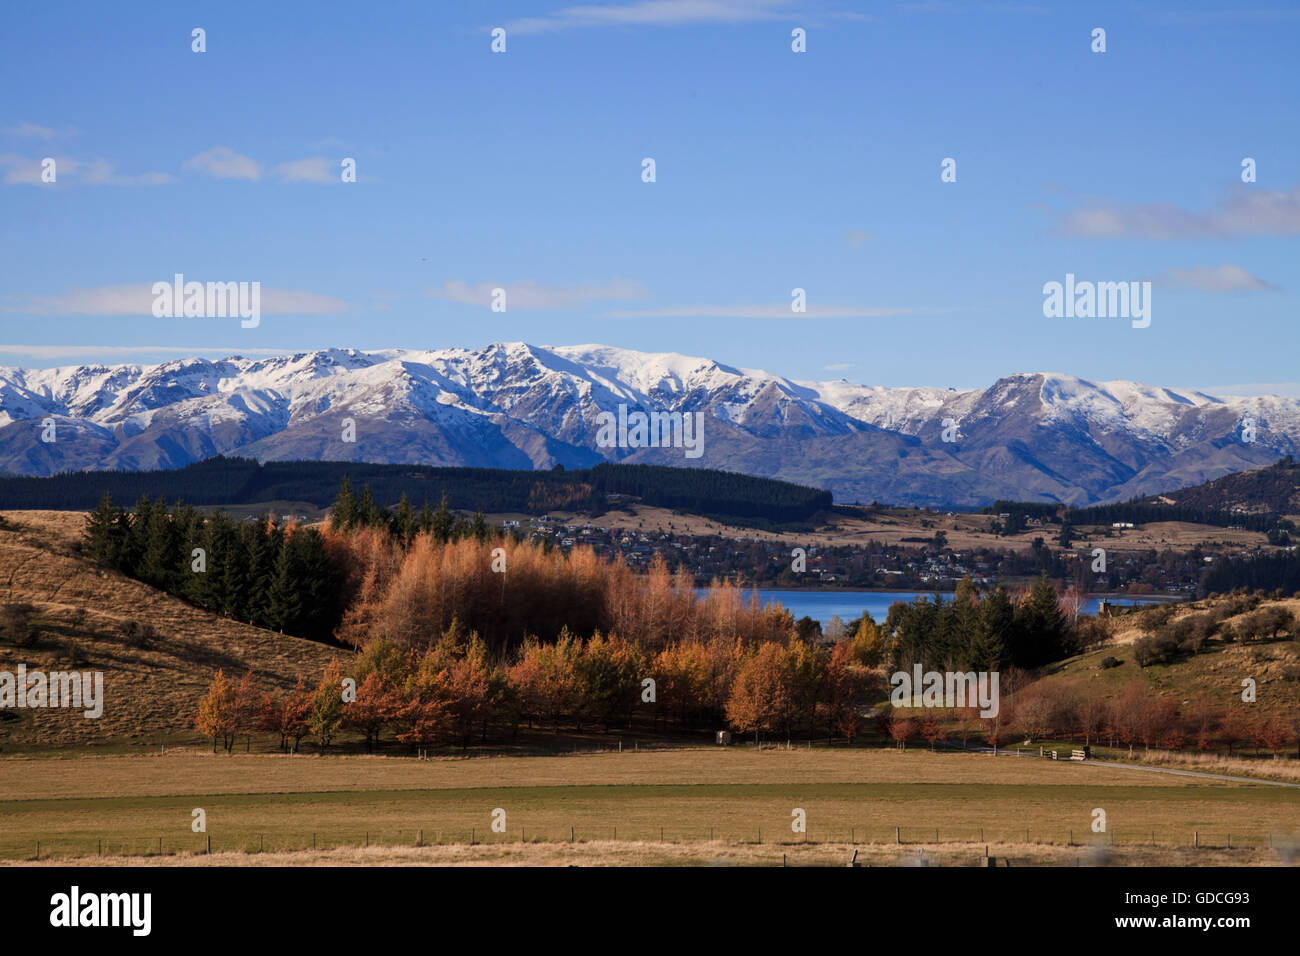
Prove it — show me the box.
[1151,263,1281,292]
[0,154,174,186]
[9,283,349,316]
[506,0,866,36]
[429,279,649,309]
[0,344,290,362]
[845,229,875,247]
[182,149,349,183]
[1195,382,1300,399]
[271,157,337,184]
[1149,8,1300,24]
[603,302,946,318]
[1,122,60,139]
[182,146,262,180]
[1055,186,1300,239]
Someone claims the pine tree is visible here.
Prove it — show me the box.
[83,493,126,567]
[356,485,380,529]
[971,586,1012,670]
[137,498,181,592]
[264,532,304,633]
[333,476,356,530]
[431,494,453,542]
[393,493,415,543]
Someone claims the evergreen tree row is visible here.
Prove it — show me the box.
[82,494,343,642]
[1201,550,1300,597]
[871,577,1071,672]
[0,457,830,528]
[330,477,494,543]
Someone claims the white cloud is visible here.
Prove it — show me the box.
[506,0,865,35]
[1,122,58,139]
[429,279,649,309]
[0,344,289,361]
[602,302,945,318]
[1056,186,1300,239]
[182,146,262,180]
[1152,264,1280,292]
[271,157,337,184]
[0,154,174,186]
[1195,382,1300,399]
[10,283,349,316]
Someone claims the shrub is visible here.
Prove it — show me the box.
[1136,604,1178,634]
[63,640,89,668]
[1099,656,1121,670]
[1133,632,1179,668]
[0,603,40,648]
[120,620,155,649]
[1074,616,1112,651]
[1236,606,1295,642]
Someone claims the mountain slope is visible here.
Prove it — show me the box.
[0,510,342,749]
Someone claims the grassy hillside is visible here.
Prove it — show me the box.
[0,510,344,752]
[1029,595,1300,725]
[1139,456,1300,517]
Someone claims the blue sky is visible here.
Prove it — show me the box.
[1,0,1297,391]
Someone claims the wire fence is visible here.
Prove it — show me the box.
[13,824,1291,862]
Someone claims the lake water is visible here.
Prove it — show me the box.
[699,589,1179,627]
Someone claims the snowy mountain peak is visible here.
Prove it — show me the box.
[0,343,1297,507]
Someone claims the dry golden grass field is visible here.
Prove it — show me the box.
[1,748,1296,866]
[555,503,1270,554]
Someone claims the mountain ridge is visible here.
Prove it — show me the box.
[1,342,1297,508]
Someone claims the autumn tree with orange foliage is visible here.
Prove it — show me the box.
[196,669,239,753]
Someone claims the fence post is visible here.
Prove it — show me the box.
[206,834,211,854]
[895,826,900,844]
[312,832,316,850]
[471,828,475,845]
[418,829,422,847]
[571,827,574,844]
[1194,830,1199,848]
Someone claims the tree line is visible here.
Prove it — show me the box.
[12,458,830,528]
[195,622,883,753]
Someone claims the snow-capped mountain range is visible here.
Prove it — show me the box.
[1,342,1297,508]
